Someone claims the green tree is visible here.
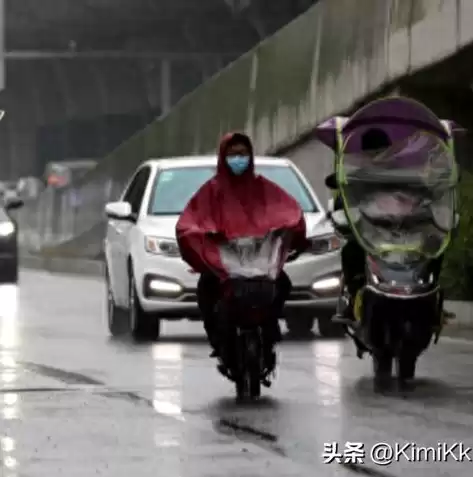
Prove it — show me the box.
[441,171,473,299]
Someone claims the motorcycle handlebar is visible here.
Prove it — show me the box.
[286,250,299,263]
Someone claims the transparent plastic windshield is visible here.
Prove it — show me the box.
[218,230,292,279]
[339,131,457,261]
[341,131,456,184]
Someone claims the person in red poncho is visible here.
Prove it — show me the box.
[176,132,308,367]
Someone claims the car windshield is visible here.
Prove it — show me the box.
[148,164,318,215]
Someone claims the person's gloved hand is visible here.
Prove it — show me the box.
[287,238,311,262]
[205,230,226,242]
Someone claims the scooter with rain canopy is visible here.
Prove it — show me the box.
[210,228,299,400]
[315,96,461,391]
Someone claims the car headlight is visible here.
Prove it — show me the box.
[148,278,183,295]
[145,236,180,257]
[307,234,341,255]
[312,276,342,297]
[143,275,184,298]
[312,276,341,292]
[0,222,15,237]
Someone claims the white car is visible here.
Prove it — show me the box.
[104,156,342,340]
[0,181,19,205]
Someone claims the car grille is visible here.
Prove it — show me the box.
[288,291,315,301]
[181,293,198,302]
[180,291,316,302]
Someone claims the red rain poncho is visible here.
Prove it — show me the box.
[176,132,307,278]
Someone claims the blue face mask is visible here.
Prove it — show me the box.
[226,155,250,175]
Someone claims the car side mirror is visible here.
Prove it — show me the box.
[5,198,24,211]
[105,201,135,222]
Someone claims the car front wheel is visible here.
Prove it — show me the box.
[318,315,345,338]
[128,271,161,341]
[0,257,18,284]
[285,316,315,336]
[105,269,127,336]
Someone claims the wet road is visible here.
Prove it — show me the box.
[1,270,473,476]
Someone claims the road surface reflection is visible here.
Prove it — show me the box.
[0,285,19,477]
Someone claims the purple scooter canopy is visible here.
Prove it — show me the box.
[318,96,460,260]
[314,96,463,153]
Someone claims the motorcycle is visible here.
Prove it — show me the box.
[212,229,295,400]
[316,96,461,391]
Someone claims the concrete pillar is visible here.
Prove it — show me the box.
[0,111,10,177]
[89,62,109,154]
[160,59,172,117]
[2,62,38,178]
[0,0,4,92]
[6,107,36,178]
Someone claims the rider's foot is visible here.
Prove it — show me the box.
[262,353,275,387]
[443,309,456,320]
[263,350,276,377]
[338,304,356,323]
[217,362,234,381]
[273,331,282,343]
[268,321,283,343]
[262,377,272,388]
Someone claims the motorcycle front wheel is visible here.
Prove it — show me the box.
[235,331,261,400]
[396,352,417,382]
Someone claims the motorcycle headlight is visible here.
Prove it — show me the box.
[0,222,15,237]
[145,236,180,257]
[307,234,341,255]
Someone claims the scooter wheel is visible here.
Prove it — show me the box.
[235,367,260,401]
[372,352,393,392]
[396,353,417,383]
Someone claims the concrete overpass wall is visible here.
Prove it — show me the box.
[15,0,473,257]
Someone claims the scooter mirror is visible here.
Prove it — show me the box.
[331,208,361,227]
[331,210,349,227]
